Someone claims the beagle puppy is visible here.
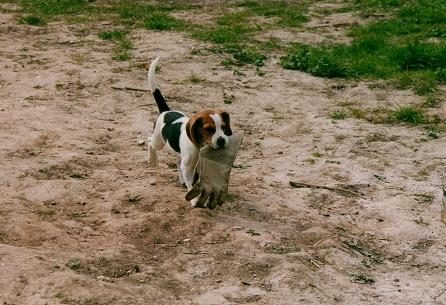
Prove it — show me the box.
[147,57,232,205]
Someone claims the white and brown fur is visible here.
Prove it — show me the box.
[147,57,232,205]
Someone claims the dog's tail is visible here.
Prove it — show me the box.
[148,56,170,113]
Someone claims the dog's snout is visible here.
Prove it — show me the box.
[217,137,226,147]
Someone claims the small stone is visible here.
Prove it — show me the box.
[183,238,191,242]
[137,140,145,146]
[149,179,156,185]
[97,275,113,282]
[231,226,243,231]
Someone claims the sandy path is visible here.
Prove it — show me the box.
[1,9,445,305]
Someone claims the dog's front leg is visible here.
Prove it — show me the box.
[180,154,199,206]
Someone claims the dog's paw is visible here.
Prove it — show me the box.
[147,153,158,167]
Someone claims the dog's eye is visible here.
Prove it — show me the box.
[204,126,215,133]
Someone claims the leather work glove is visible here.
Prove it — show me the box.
[186,132,244,209]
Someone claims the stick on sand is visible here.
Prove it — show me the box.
[289,181,366,199]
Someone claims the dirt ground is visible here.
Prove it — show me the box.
[1,4,446,305]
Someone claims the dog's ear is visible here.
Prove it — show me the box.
[220,111,233,136]
[186,115,204,146]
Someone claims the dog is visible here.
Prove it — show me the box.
[147,57,232,205]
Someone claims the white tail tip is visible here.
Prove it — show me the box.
[148,56,160,92]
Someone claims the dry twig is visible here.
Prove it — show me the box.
[111,86,151,92]
[289,181,366,199]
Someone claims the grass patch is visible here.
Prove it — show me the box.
[391,106,426,125]
[18,0,91,15]
[112,51,130,61]
[281,0,446,95]
[99,30,133,61]
[212,44,267,67]
[193,25,255,44]
[67,259,81,270]
[395,71,438,95]
[311,152,323,158]
[117,3,192,25]
[99,30,125,40]
[330,110,348,120]
[191,1,307,67]
[350,272,375,284]
[238,0,308,27]
[144,12,184,30]
[187,73,204,83]
[424,95,441,108]
[20,15,45,26]
[216,10,254,26]
[345,104,444,130]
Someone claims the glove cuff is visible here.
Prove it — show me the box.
[199,132,244,166]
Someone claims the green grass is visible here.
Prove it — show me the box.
[337,104,445,131]
[281,0,446,95]
[99,30,125,40]
[6,0,446,86]
[238,0,308,27]
[144,12,184,30]
[187,73,204,83]
[216,11,254,26]
[191,0,310,67]
[18,0,91,15]
[9,0,190,30]
[99,30,133,61]
[20,15,45,26]
[330,110,348,120]
[112,51,130,61]
[424,95,440,108]
[66,259,81,270]
[282,44,353,78]
[8,0,310,68]
[116,3,192,25]
[193,25,255,44]
[391,106,426,125]
[395,71,438,95]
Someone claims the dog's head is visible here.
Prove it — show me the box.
[186,110,232,149]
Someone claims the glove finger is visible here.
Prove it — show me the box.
[207,192,219,210]
[185,184,201,201]
[217,192,227,206]
[196,189,211,207]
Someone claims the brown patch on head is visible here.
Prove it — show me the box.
[218,111,232,136]
[186,110,216,147]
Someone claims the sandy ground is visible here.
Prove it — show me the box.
[1,5,446,305]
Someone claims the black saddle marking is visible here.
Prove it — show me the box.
[161,111,185,153]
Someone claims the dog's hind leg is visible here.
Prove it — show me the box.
[148,143,159,167]
[176,155,186,187]
[148,122,165,167]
